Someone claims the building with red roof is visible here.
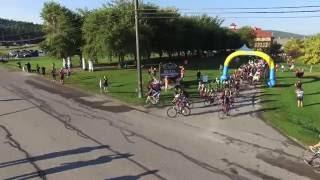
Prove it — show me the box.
[253,27,274,51]
[229,24,274,51]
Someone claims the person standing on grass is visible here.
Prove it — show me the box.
[180,65,185,79]
[36,64,40,74]
[295,87,304,108]
[103,76,109,92]
[295,80,302,89]
[67,68,71,78]
[59,68,65,84]
[26,62,31,73]
[51,67,56,81]
[196,70,201,81]
[41,67,46,75]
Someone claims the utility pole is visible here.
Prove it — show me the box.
[134,0,143,98]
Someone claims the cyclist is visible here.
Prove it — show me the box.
[219,90,231,112]
[307,142,320,165]
[146,80,161,103]
[309,142,320,151]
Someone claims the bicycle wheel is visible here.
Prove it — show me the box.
[303,150,317,166]
[167,107,177,118]
[150,96,159,105]
[181,106,191,116]
[204,98,210,106]
[226,105,232,117]
[188,99,194,109]
[218,107,226,119]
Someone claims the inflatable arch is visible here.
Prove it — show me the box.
[220,50,276,87]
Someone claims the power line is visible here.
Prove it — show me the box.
[140,9,320,15]
[138,5,320,11]
[140,15,320,19]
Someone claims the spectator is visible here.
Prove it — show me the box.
[51,67,56,81]
[295,80,302,89]
[281,64,285,72]
[59,68,65,84]
[179,65,185,79]
[36,64,40,74]
[295,87,304,108]
[196,70,201,81]
[26,62,31,72]
[67,68,71,78]
[41,67,46,75]
[153,67,157,76]
[103,76,109,92]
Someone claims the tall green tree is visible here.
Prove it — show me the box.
[284,39,304,59]
[40,2,82,58]
[237,26,256,48]
[269,42,282,58]
[304,35,320,64]
[82,0,136,64]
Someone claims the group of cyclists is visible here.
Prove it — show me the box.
[145,59,267,117]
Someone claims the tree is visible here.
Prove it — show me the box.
[304,35,320,64]
[237,26,256,48]
[40,2,82,58]
[0,18,43,44]
[269,42,282,58]
[284,39,304,59]
[82,1,136,65]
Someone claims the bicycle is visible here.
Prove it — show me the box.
[203,94,218,106]
[218,101,231,119]
[145,95,159,105]
[185,98,194,109]
[303,146,320,171]
[145,91,161,105]
[167,99,191,118]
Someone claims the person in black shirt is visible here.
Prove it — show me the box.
[36,64,40,74]
[41,67,46,75]
[196,70,201,81]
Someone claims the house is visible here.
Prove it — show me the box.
[229,23,274,51]
[252,27,274,51]
[229,23,237,32]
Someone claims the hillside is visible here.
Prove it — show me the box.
[268,30,305,39]
[0,18,43,44]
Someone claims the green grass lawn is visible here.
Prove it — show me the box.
[2,56,221,105]
[262,67,320,145]
[67,68,221,105]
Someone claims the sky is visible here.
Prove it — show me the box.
[0,0,320,35]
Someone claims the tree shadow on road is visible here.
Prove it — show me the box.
[0,145,109,168]
[231,107,279,118]
[0,99,24,102]
[6,153,133,180]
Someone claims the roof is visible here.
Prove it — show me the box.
[254,28,273,38]
[230,23,237,26]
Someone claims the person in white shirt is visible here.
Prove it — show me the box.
[295,88,304,108]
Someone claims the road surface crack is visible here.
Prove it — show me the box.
[0,125,46,180]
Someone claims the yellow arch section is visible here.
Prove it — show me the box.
[224,50,274,69]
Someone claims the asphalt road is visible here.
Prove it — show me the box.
[0,67,319,180]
